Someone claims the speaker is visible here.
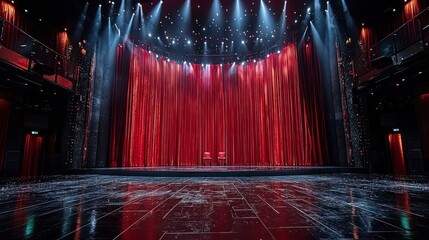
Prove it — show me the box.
[32,62,55,75]
[371,56,393,69]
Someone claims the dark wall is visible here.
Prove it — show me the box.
[0,84,69,177]
[362,76,429,175]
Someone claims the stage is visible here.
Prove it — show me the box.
[71,166,367,177]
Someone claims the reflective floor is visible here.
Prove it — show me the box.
[101,166,342,171]
[0,174,428,239]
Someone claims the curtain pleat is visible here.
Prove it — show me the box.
[22,134,43,176]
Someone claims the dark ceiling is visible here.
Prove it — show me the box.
[15,0,413,26]
[12,0,421,59]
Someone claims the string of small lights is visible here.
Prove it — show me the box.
[73,0,324,65]
[66,39,93,169]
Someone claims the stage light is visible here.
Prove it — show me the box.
[277,50,280,54]
[188,40,191,45]
[148,33,152,37]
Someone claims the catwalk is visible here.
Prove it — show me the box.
[0,174,428,239]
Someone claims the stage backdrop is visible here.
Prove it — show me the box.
[109,43,328,166]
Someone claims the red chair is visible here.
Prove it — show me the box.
[203,152,212,166]
[217,151,226,165]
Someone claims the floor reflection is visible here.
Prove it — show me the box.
[0,174,428,239]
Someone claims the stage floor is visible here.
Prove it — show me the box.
[0,174,428,239]
[74,166,366,177]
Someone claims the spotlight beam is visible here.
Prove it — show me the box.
[88,5,102,45]
[72,2,88,42]
[124,13,135,41]
[210,0,223,26]
[147,0,163,36]
[258,0,275,38]
[279,0,287,39]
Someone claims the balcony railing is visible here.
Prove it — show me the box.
[0,17,78,91]
[354,7,429,85]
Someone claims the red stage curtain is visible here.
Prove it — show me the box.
[0,0,58,53]
[404,0,421,22]
[110,43,328,167]
[109,45,131,167]
[56,31,70,57]
[0,98,10,171]
[0,0,22,52]
[358,0,425,55]
[298,43,329,166]
[0,1,16,24]
[22,134,44,176]
[388,133,406,175]
[358,27,377,61]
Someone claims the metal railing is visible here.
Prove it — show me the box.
[0,16,78,90]
[354,7,429,85]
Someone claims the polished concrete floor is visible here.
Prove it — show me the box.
[0,174,428,239]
